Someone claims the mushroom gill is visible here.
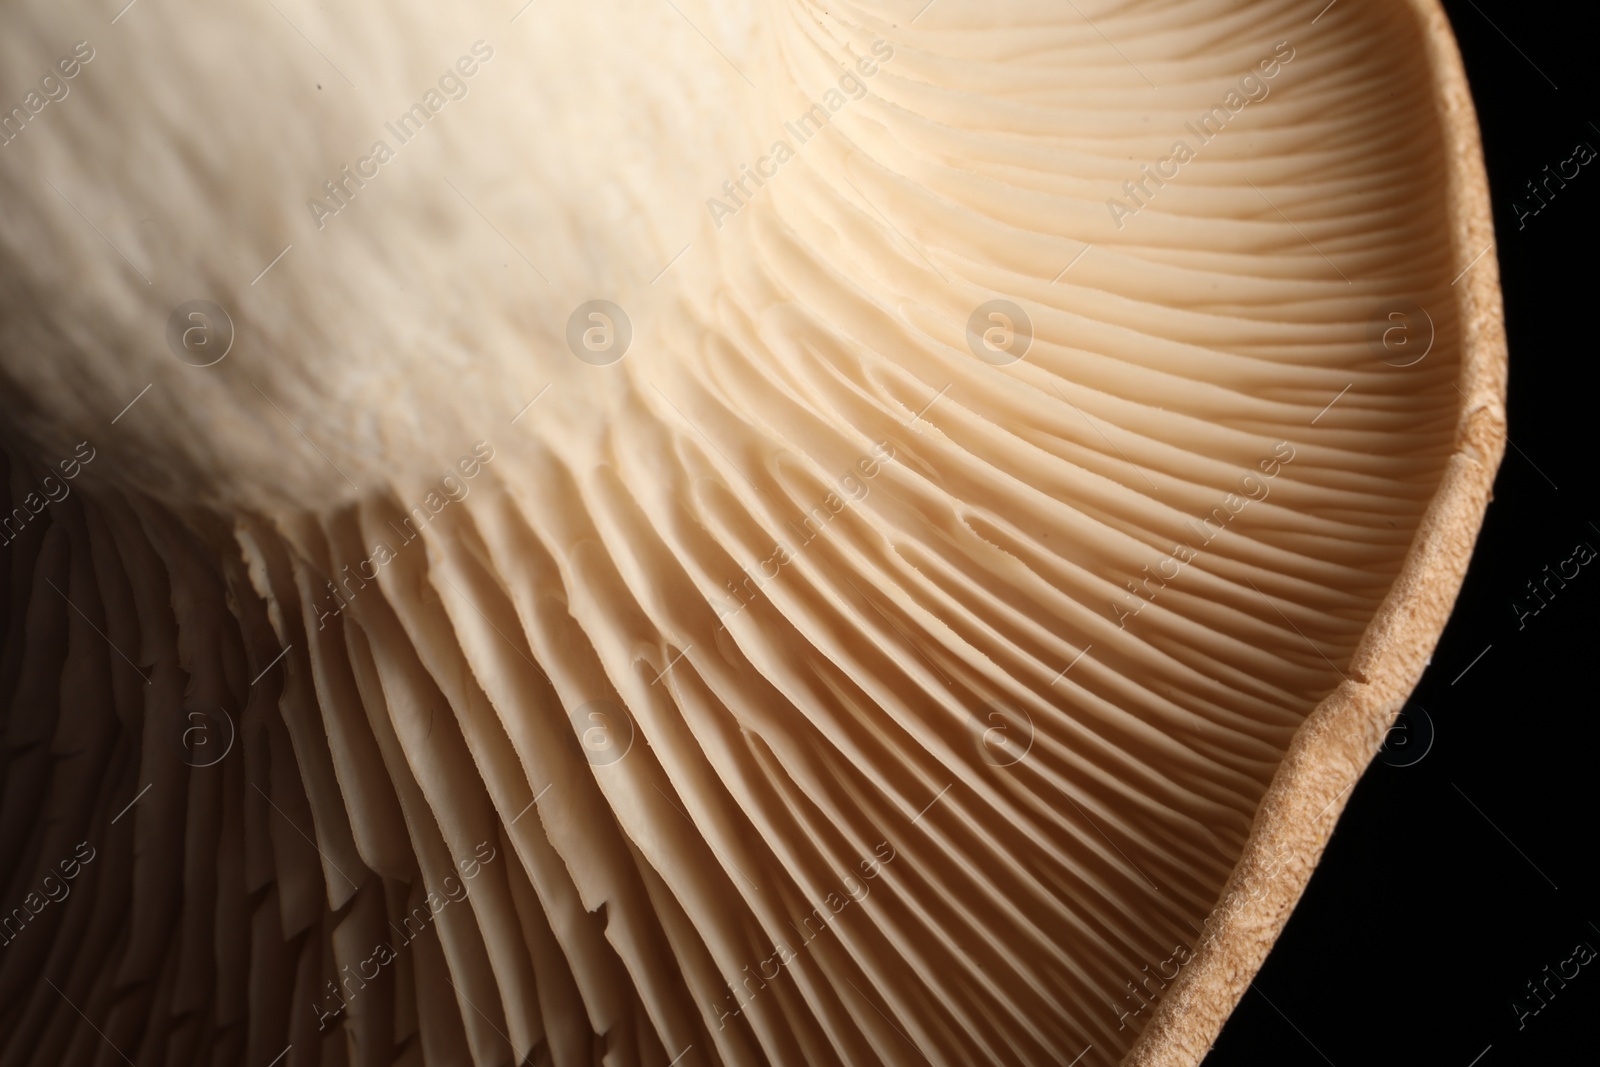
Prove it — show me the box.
[0,1,1503,1065]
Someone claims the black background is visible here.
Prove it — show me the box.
[1206,2,1598,1064]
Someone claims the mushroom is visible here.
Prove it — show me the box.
[0,0,1503,1065]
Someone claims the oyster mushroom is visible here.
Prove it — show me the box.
[0,0,1502,1065]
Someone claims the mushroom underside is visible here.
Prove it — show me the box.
[0,1,1503,1065]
